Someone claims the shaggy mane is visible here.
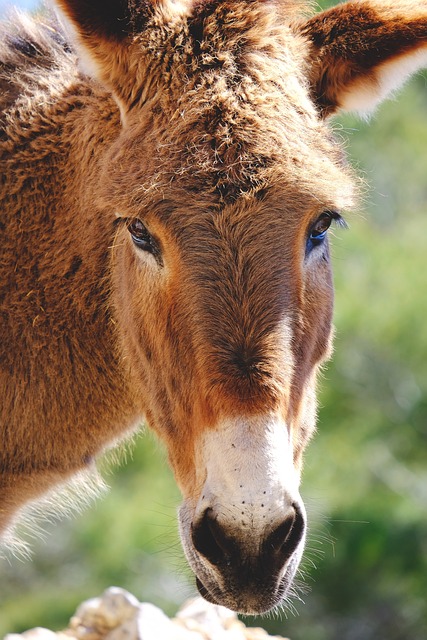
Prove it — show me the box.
[0,10,78,116]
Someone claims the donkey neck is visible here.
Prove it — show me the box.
[0,70,141,475]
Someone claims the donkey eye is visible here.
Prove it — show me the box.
[306,210,344,255]
[309,212,333,244]
[128,218,155,253]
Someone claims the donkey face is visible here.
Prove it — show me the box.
[109,178,348,613]
[56,0,427,614]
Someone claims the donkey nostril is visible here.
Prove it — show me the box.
[191,508,237,566]
[263,502,305,562]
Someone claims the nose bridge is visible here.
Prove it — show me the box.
[176,213,298,416]
[190,270,296,413]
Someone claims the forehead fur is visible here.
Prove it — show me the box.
[104,0,355,210]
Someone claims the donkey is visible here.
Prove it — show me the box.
[1,0,426,615]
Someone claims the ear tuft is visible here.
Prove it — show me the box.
[54,0,161,42]
[55,0,131,41]
[301,0,427,117]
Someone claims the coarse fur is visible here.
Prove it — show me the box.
[1,0,426,614]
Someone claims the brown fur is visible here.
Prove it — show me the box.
[1,0,426,613]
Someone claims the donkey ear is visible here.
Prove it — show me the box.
[54,0,133,42]
[301,0,427,117]
[54,0,159,105]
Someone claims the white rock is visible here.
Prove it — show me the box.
[69,596,103,632]
[4,629,58,640]
[104,619,139,640]
[176,598,236,626]
[70,588,140,635]
[3,589,290,640]
[175,597,240,639]
[100,588,140,624]
[135,602,188,640]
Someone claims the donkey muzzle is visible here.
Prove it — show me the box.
[179,414,306,613]
[190,501,306,613]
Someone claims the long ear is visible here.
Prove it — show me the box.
[301,0,427,117]
[53,0,164,110]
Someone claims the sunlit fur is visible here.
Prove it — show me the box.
[1,0,426,614]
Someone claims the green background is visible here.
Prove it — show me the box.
[1,2,427,639]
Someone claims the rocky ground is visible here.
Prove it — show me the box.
[4,587,289,640]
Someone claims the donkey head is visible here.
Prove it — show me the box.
[55,0,427,614]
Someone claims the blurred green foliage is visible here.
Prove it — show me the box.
[1,1,427,639]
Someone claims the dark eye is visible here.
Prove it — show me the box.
[128,218,156,254]
[306,211,343,255]
[310,212,333,243]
